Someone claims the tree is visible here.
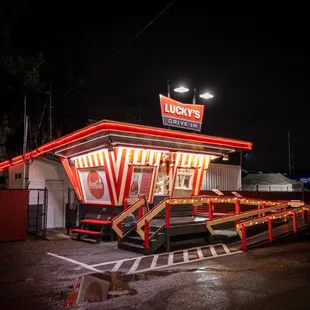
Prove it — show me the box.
[0,1,47,158]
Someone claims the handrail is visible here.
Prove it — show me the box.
[136,198,170,239]
[135,195,290,241]
[205,202,289,236]
[136,195,210,240]
[112,196,145,237]
[193,195,289,206]
[235,205,310,238]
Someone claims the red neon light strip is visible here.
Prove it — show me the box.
[0,121,252,171]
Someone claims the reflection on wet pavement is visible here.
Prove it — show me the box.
[64,270,179,306]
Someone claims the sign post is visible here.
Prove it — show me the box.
[159,95,204,132]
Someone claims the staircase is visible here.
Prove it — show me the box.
[118,223,166,254]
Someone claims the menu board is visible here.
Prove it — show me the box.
[129,167,154,200]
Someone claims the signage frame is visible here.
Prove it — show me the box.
[159,94,205,132]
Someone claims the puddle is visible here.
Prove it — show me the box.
[64,270,179,306]
[65,269,220,306]
[64,272,136,306]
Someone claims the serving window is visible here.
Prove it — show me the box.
[173,168,195,197]
[154,165,169,196]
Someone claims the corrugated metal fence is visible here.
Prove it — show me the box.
[201,163,241,191]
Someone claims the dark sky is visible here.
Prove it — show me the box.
[2,0,310,173]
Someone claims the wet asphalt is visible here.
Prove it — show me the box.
[0,234,310,310]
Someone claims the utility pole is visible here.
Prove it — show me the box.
[22,94,28,189]
[49,84,52,141]
[288,130,292,175]
[167,80,171,98]
[192,88,197,104]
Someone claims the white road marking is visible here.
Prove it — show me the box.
[210,246,218,256]
[127,257,142,274]
[150,255,159,269]
[90,243,222,267]
[47,252,103,273]
[168,253,174,265]
[222,244,231,254]
[183,250,189,263]
[48,244,243,276]
[91,256,142,267]
[135,251,243,274]
[197,248,204,259]
[111,260,123,272]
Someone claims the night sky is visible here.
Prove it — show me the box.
[1,1,309,173]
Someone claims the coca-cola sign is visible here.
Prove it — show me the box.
[87,170,104,199]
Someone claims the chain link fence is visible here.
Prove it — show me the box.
[27,188,48,239]
[66,188,84,234]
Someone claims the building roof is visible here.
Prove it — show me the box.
[242,173,302,186]
[0,120,252,171]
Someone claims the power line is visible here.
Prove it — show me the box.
[56,0,178,102]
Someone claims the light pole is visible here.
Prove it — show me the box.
[167,80,214,104]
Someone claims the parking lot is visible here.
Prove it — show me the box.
[1,234,310,309]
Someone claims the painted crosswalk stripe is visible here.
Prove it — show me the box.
[127,257,142,274]
[222,244,231,254]
[210,246,217,256]
[111,260,123,272]
[168,253,174,265]
[183,250,189,263]
[150,255,159,269]
[197,248,204,259]
[48,244,243,276]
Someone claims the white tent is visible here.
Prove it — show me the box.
[242,173,304,192]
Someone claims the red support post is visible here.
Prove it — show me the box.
[292,212,297,233]
[123,199,128,211]
[138,205,143,219]
[241,225,247,251]
[235,199,240,215]
[117,222,122,243]
[208,200,213,221]
[165,201,170,228]
[193,204,197,216]
[268,218,273,243]
[262,202,266,217]
[258,204,261,217]
[144,220,150,249]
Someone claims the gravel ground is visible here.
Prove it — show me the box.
[1,235,310,309]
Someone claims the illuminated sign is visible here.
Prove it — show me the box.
[79,168,111,204]
[159,95,204,132]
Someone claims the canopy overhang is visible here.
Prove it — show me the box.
[0,120,252,170]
